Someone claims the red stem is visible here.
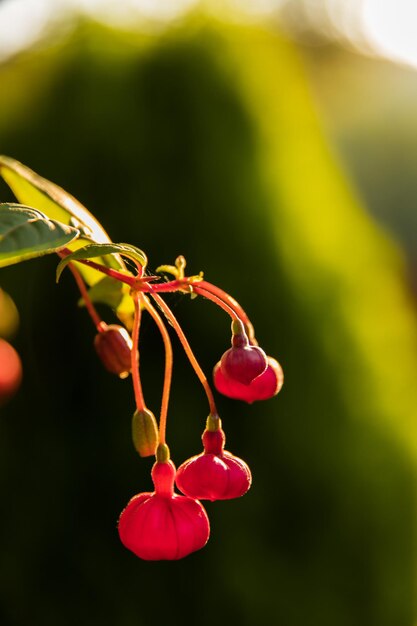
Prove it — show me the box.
[151,293,218,417]
[192,285,239,320]
[146,279,255,340]
[195,281,254,339]
[143,297,173,445]
[131,292,145,412]
[78,259,135,286]
[58,248,135,286]
[66,263,103,329]
[59,248,254,338]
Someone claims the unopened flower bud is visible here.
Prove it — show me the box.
[132,408,159,457]
[176,418,251,501]
[219,320,268,385]
[94,324,132,378]
[118,459,210,560]
[214,356,283,403]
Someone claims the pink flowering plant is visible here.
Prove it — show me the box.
[0,156,283,560]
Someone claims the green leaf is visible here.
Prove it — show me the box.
[0,203,80,268]
[56,242,147,283]
[78,276,125,309]
[0,155,127,285]
[78,276,135,329]
[0,155,109,244]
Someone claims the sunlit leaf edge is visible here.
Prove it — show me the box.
[0,157,128,284]
[0,202,51,226]
[56,242,147,283]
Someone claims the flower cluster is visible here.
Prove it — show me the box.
[0,159,283,561]
[119,415,251,560]
[66,253,284,560]
[94,273,284,561]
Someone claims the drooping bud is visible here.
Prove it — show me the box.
[118,459,210,560]
[94,323,133,378]
[176,418,251,501]
[214,356,283,403]
[132,408,159,457]
[219,319,267,385]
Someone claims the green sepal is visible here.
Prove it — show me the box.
[206,413,222,432]
[155,264,179,278]
[132,408,159,457]
[231,318,245,336]
[0,203,80,268]
[156,443,170,463]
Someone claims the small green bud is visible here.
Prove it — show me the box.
[156,443,170,463]
[205,413,222,432]
[231,318,246,338]
[132,408,159,457]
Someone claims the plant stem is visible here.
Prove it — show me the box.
[142,279,184,293]
[194,280,254,340]
[143,297,173,446]
[58,248,136,286]
[66,263,103,329]
[131,291,145,412]
[192,285,239,320]
[79,259,135,286]
[146,279,255,340]
[151,293,218,417]
[59,248,254,339]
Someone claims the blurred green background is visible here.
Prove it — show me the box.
[1,6,417,626]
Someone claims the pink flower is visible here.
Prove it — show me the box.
[214,356,283,403]
[176,423,251,501]
[118,459,210,560]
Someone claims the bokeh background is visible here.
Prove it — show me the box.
[0,1,417,625]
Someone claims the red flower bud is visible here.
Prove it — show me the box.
[214,356,283,403]
[118,460,210,560]
[176,422,251,501]
[219,320,267,385]
[94,324,132,378]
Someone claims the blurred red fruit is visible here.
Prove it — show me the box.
[0,338,22,405]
